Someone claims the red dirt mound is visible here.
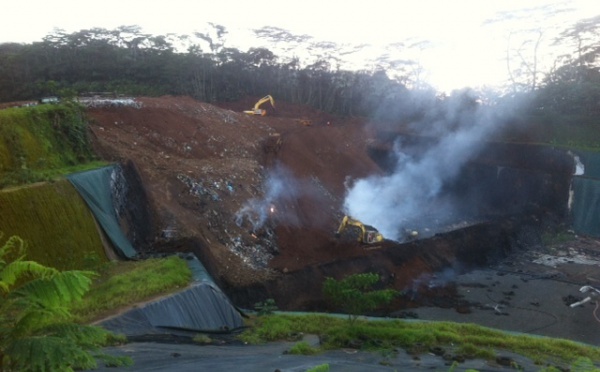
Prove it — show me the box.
[87,95,584,315]
[88,96,382,287]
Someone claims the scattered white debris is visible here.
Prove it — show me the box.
[77,97,142,108]
[568,151,585,176]
[533,252,600,267]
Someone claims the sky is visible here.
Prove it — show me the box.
[2,0,598,92]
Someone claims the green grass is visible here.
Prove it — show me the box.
[541,229,577,247]
[288,341,319,355]
[0,180,108,270]
[193,334,213,344]
[306,364,330,372]
[0,103,98,188]
[240,314,600,367]
[71,256,193,323]
[1,160,110,188]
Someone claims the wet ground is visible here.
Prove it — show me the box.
[409,267,600,346]
[92,235,600,372]
[95,337,550,372]
[393,233,600,344]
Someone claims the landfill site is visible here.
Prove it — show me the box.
[12,95,600,370]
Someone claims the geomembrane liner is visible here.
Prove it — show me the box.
[68,166,137,258]
[100,282,244,335]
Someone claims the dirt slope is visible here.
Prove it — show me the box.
[87,95,599,321]
[88,96,382,287]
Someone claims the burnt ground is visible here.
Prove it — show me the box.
[87,96,600,345]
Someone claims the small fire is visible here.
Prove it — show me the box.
[269,205,275,214]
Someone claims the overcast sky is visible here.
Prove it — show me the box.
[2,0,598,91]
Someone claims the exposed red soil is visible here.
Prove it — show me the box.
[88,96,383,287]
[86,95,579,311]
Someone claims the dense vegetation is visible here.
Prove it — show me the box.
[0,232,192,370]
[322,273,398,324]
[0,17,598,131]
[0,103,100,187]
[0,103,109,271]
[0,26,404,118]
[0,234,131,371]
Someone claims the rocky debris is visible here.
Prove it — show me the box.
[177,173,221,201]
[227,233,275,270]
[533,250,600,267]
[87,96,600,318]
[78,97,142,108]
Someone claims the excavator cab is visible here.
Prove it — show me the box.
[243,95,275,116]
[336,215,384,245]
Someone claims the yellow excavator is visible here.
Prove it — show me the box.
[335,215,384,245]
[243,95,275,116]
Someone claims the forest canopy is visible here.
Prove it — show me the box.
[0,20,599,126]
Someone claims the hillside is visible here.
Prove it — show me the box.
[3,95,600,349]
[84,95,591,316]
[87,96,381,286]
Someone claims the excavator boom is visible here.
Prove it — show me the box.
[244,95,275,116]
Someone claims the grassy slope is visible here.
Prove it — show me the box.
[0,180,108,270]
[0,104,194,324]
[0,103,100,187]
[72,256,193,323]
[241,314,600,368]
[0,103,109,270]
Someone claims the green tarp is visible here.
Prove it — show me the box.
[67,166,137,258]
[572,176,600,237]
[570,150,600,236]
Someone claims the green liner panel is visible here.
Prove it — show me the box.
[68,166,137,258]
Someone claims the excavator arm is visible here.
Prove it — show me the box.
[244,95,275,116]
[336,215,383,244]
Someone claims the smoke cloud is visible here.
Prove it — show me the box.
[235,163,303,231]
[409,266,461,292]
[344,90,524,241]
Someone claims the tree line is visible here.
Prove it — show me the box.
[0,26,414,119]
[0,20,598,125]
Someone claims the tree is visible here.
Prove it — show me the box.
[506,29,544,92]
[530,16,600,125]
[555,15,600,75]
[322,273,398,324]
[0,234,131,371]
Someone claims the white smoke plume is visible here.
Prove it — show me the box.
[409,266,460,292]
[344,90,523,241]
[235,163,302,231]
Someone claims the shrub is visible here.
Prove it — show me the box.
[288,341,319,355]
[322,273,398,324]
[254,298,278,316]
[0,234,131,371]
[306,364,330,372]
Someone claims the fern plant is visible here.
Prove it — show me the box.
[0,234,131,371]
